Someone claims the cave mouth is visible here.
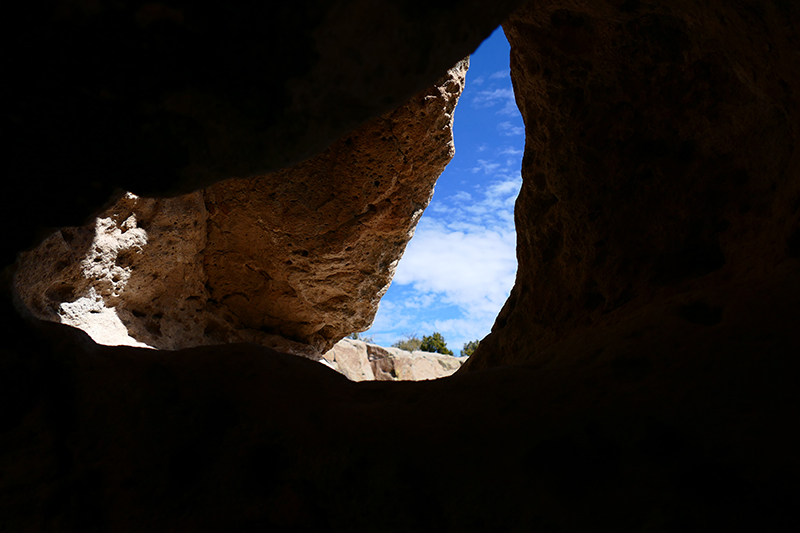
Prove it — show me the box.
[11,27,522,382]
[357,26,523,360]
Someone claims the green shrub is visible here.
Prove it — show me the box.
[461,339,480,357]
[420,332,453,355]
[392,334,422,352]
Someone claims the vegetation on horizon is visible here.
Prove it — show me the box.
[392,333,423,352]
[420,332,453,356]
[461,339,479,357]
[363,331,478,358]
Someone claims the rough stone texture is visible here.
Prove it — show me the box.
[202,59,468,352]
[13,192,206,350]
[3,0,800,531]
[12,62,467,357]
[463,0,800,371]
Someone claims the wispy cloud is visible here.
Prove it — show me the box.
[472,87,515,109]
[499,146,523,156]
[490,70,510,79]
[470,155,522,182]
[471,159,501,174]
[497,97,520,116]
[449,191,472,202]
[471,83,519,117]
[498,121,524,136]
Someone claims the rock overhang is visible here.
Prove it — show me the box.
[2,1,799,529]
[13,60,471,359]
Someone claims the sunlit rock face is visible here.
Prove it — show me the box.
[321,339,464,381]
[464,0,800,371]
[13,61,468,357]
[202,59,468,352]
[13,192,206,350]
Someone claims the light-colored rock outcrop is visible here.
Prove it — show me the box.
[367,344,464,381]
[13,61,468,358]
[320,338,376,381]
[321,339,464,381]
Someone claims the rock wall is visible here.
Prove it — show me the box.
[464,0,800,371]
[202,59,468,352]
[13,61,467,357]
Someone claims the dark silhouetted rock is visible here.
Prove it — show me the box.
[464,0,800,371]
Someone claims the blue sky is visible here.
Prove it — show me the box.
[363,27,524,355]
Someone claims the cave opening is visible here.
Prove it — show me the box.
[359,26,523,359]
[11,26,523,383]
[4,2,800,529]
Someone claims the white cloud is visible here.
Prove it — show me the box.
[449,191,472,202]
[498,121,524,136]
[471,75,485,86]
[469,153,522,183]
[486,177,522,198]
[489,70,510,79]
[392,220,517,308]
[471,84,520,118]
[499,146,523,156]
[471,159,501,174]
[365,175,522,351]
[472,87,515,109]
[497,98,521,116]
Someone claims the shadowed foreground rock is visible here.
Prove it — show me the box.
[2,0,799,531]
[2,269,796,530]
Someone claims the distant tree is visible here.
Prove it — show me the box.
[347,332,374,344]
[392,333,422,352]
[420,332,453,355]
[461,339,480,357]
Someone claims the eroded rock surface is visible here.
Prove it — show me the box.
[464,0,800,371]
[321,339,464,381]
[202,59,468,351]
[13,61,468,357]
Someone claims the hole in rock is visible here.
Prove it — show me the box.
[357,27,522,364]
[11,28,522,382]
